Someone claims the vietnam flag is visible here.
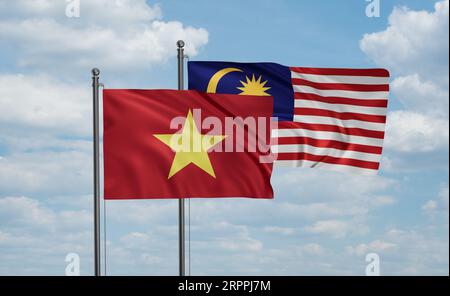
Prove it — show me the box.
[103,89,274,199]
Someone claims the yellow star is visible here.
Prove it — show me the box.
[237,74,271,96]
[154,110,226,179]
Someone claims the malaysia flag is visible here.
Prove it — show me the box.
[188,62,389,174]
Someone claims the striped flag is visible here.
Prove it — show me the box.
[188,62,390,174]
[273,67,389,174]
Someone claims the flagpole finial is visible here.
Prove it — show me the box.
[92,68,100,76]
[177,40,185,48]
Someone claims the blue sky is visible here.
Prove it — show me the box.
[0,0,448,275]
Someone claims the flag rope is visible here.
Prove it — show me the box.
[185,54,192,276]
[103,199,107,276]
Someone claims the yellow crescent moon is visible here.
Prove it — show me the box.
[206,67,243,93]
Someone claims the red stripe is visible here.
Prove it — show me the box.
[273,136,382,154]
[294,108,386,123]
[291,78,389,92]
[275,152,380,170]
[289,67,390,77]
[294,93,388,107]
[284,122,384,139]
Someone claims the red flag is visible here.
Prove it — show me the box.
[103,89,273,199]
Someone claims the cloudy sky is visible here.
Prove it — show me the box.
[0,0,448,275]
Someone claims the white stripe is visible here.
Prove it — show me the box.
[292,115,386,132]
[293,85,389,100]
[274,160,378,174]
[272,129,384,147]
[290,71,389,85]
[271,144,382,162]
[294,99,387,116]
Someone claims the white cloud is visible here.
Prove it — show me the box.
[422,200,438,212]
[120,232,152,249]
[0,0,208,73]
[263,226,295,236]
[304,219,368,238]
[369,195,396,208]
[439,185,449,209]
[0,74,90,135]
[0,196,93,275]
[422,184,449,216]
[360,0,449,164]
[207,222,264,252]
[391,74,449,116]
[360,0,449,81]
[102,170,394,232]
[0,149,91,195]
[0,230,36,247]
[384,228,449,275]
[384,111,449,152]
[274,168,394,202]
[0,196,90,231]
[140,253,163,265]
[301,243,325,255]
[107,200,177,225]
[347,240,397,257]
[218,237,263,252]
[0,0,162,25]
[0,196,55,227]
[344,227,448,275]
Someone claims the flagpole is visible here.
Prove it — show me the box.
[92,68,101,276]
[176,40,186,276]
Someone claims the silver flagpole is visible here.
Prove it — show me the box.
[176,40,186,276]
[91,68,101,276]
